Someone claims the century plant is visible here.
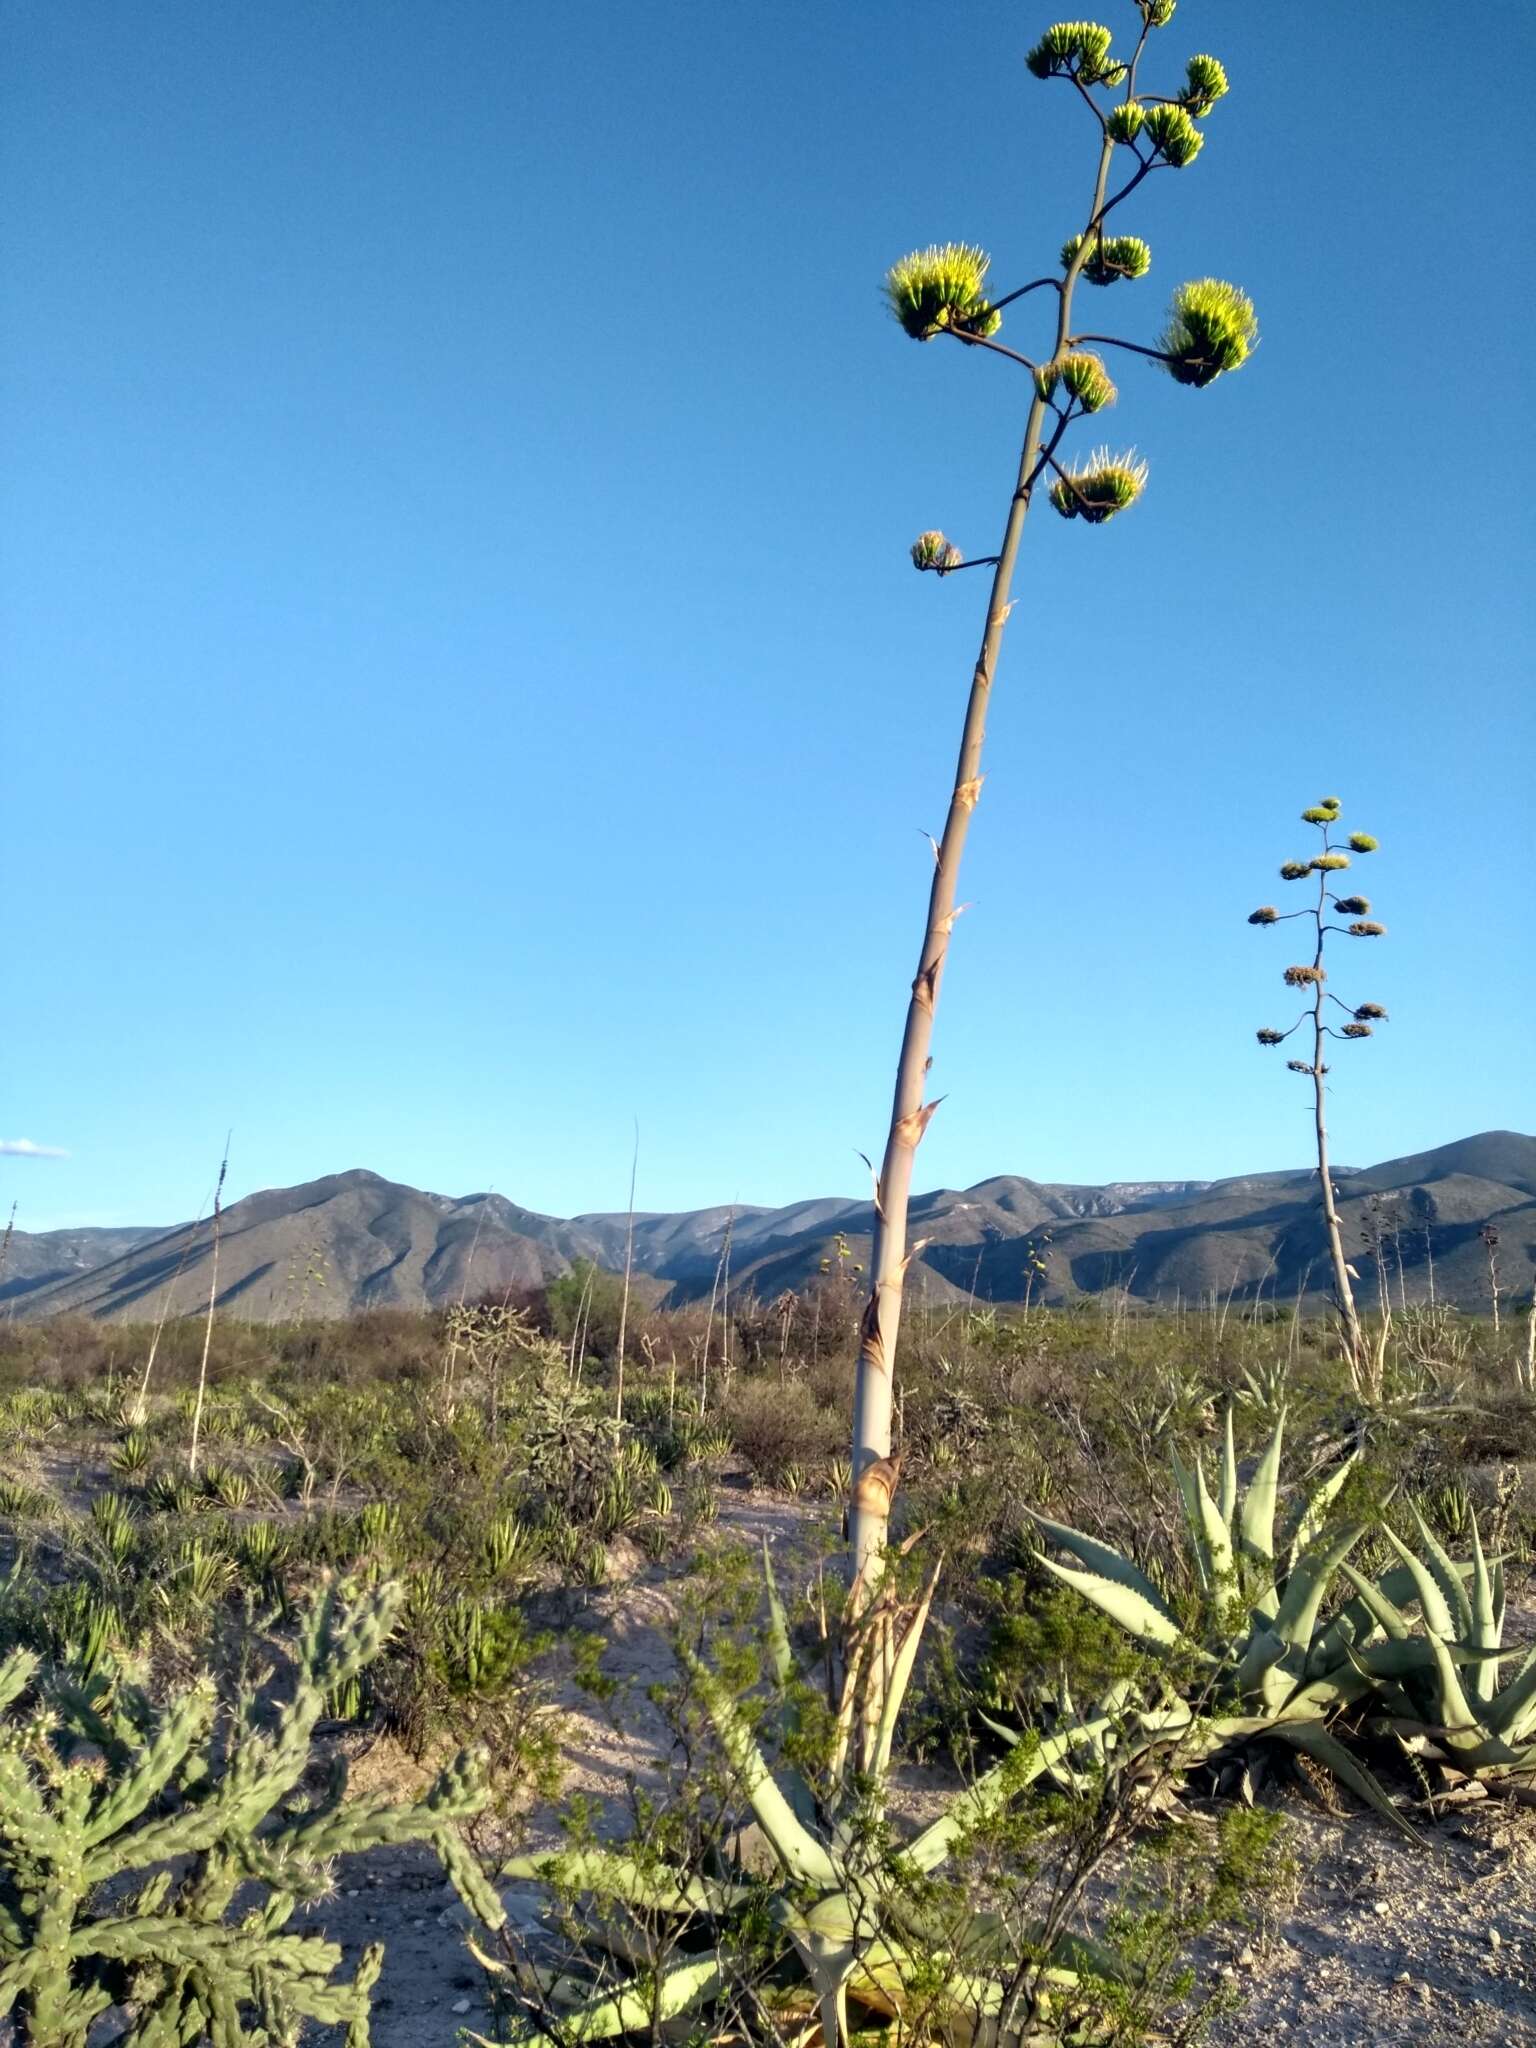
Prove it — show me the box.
[482,1544,1143,2047]
[1028,1410,1432,1836]
[1346,1508,1536,1779]
[1249,795,1387,1383]
[0,1577,499,2048]
[853,2,1258,1572]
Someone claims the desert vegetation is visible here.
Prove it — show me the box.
[5,3,1529,2047]
[2,1275,1535,2043]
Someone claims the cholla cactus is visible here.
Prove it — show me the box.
[856,0,1258,1576]
[1248,797,1389,1387]
[0,1580,497,2048]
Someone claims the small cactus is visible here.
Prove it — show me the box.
[0,1579,497,2048]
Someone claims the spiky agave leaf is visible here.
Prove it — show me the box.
[1048,446,1148,523]
[1026,1511,1179,1622]
[1158,278,1258,386]
[679,1646,839,1887]
[884,244,1001,341]
[1060,231,1152,285]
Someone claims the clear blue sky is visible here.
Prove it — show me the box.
[5,2,1532,1232]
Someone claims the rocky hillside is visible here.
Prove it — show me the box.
[3,1132,1531,1322]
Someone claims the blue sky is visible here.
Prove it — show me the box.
[5,2,1532,1232]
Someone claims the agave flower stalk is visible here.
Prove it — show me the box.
[855,1,1257,1573]
[1248,798,1387,1387]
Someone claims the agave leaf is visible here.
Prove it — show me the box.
[1169,1445,1210,1591]
[1337,1563,1413,1642]
[1272,1524,1363,1652]
[871,1563,940,1782]
[681,1648,839,1888]
[1193,1457,1234,1589]
[498,1850,745,1916]
[762,1541,797,1689]
[1283,1447,1358,1571]
[1029,1513,1176,1622]
[1218,1407,1238,1533]
[1488,1645,1536,1743]
[1379,1528,1456,1640]
[510,1954,725,2043]
[1232,1624,1288,1704]
[1272,1723,1425,1843]
[1237,1412,1285,1573]
[1467,1517,1499,1706]
[1493,1558,1507,1643]
[1036,1556,1195,1655]
[906,1717,1115,1872]
[1406,1505,1473,1641]
[1347,1640,1503,1683]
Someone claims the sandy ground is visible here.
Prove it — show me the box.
[293,1489,1536,2048]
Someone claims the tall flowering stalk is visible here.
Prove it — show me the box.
[850,3,1258,1573]
[1250,796,1388,1380]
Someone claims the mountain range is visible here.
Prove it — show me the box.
[3,1130,1531,1324]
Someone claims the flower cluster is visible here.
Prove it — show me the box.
[1048,446,1148,523]
[884,244,1001,342]
[910,531,964,573]
[1158,278,1258,386]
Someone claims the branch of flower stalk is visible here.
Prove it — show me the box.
[935,555,1002,575]
[1068,73,1109,132]
[988,278,1065,312]
[1025,409,1079,495]
[1067,333,1173,366]
[947,329,1041,375]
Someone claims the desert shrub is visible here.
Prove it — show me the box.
[722,1377,841,1483]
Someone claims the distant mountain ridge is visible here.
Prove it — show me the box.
[3,1131,1532,1323]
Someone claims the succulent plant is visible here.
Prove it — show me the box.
[1347,1510,1536,1777]
[490,1548,1123,2045]
[1029,1412,1427,1836]
[0,1579,494,2048]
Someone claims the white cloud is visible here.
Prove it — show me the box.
[0,1138,70,1160]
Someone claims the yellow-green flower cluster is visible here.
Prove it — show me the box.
[1061,232,1151,286]
[1143,104,1204,168]
[1026,21,1125,86]
[884,244,1001,342]
[910,530,963,573]
[1158,278,1258,386]
[1180,54,1229,116]
[1036,351,1117,413]
[1048,446,1148,524]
